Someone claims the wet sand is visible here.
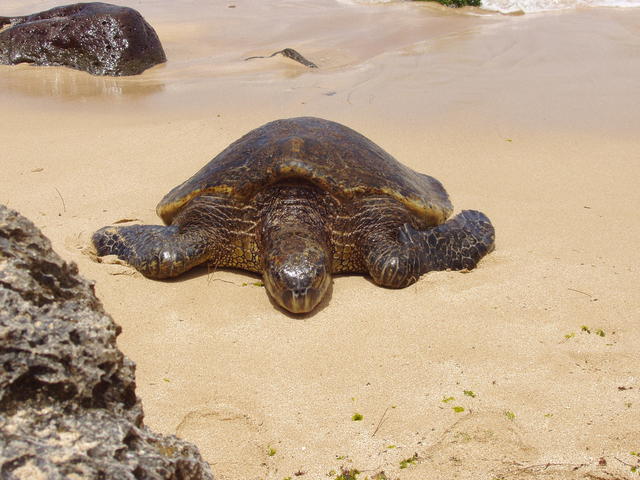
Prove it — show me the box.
[1,1,639,479]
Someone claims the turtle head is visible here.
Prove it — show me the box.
[263,239,331,314]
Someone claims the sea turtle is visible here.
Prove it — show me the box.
[92,117,495,313]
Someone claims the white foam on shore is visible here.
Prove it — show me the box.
[338,0,640,13]
[481,0,640,13]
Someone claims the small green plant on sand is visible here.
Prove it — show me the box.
[399,453,419,469]
[332,467,389,479]
[629,451,640,473]
[335,469,360,480]
[504,410,516,421]
[570,326,606,338]
[372,473,389,480]
[463,390,476,398]
[267,447,276,456]
[442,396,455,403]
[452,406,465,413]
[351,413,363,421]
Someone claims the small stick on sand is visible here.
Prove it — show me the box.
[567,287,593,297]
[54,187,66,213]
[245,48,318,68]
[372,406,391,437]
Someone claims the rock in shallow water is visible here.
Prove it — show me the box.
[0,205,213,479]
[0,2,166,76]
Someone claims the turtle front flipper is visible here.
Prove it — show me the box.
[408,209,495,273]
[92,224,210,279]
[362,209,494,288]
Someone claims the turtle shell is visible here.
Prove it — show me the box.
[157,117,453,228]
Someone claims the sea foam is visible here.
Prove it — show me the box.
[481,0,640,13]
[338,0,640,13]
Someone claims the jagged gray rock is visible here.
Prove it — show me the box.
[0,205,213,479]
[0,3,166,76]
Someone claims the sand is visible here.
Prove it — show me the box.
[1,1,639,479]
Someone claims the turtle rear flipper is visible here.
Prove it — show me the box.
[92,224,209,279]
[405,210,495,273]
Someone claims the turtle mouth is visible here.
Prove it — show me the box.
[278,286,324,314]
[278,289,321,313]
[264,263,331,314]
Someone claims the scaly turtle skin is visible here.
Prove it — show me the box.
[93,117,495,313]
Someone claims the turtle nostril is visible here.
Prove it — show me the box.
[292,287,307,297]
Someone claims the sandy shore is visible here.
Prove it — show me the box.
[1,1,639,478]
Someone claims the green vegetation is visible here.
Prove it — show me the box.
[329,470,389,480]
[504,410,516,421]
[267,447,276,456]
[442,396,455,403]
[371,473,389,480]
[463,390,476,398]
[452,406,465,413]
[335,469,360,480]
[565,326,607,340]
[630,452,639,473]
[413,0,482,8]
[399,453,419,469]
[351,413,363,421]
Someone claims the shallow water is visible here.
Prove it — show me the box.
[0,0,489,115]
[1,1,639,137]
[6,2,640,126]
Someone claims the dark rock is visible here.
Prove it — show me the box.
[0,205,213,479]
[0,2,166,76]
[413,0,481,7]
[245,48,318,68]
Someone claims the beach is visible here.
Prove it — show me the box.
[1,0,639,478]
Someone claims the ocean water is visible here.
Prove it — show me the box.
[2,0,639,113]
[340,0,640,13]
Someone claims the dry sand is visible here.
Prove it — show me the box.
[1,1,639,479]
